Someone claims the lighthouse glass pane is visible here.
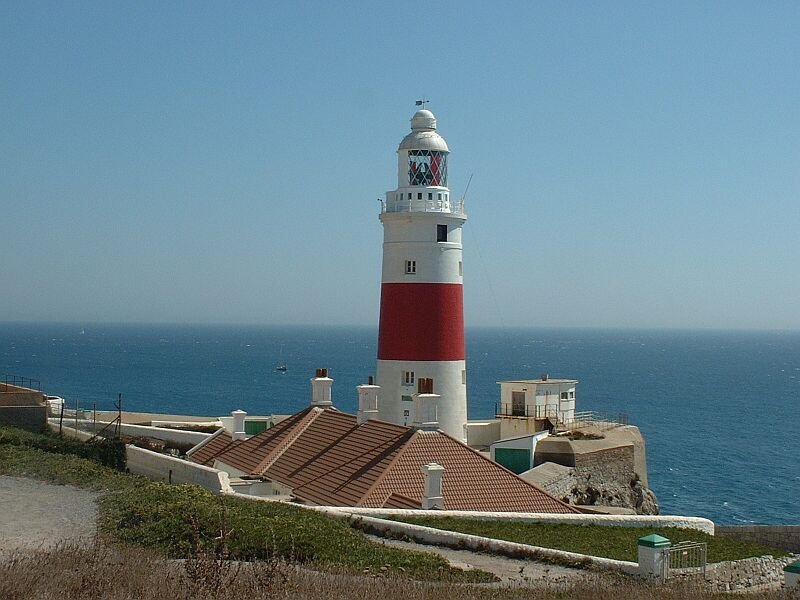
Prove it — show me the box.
[408,150,447,186]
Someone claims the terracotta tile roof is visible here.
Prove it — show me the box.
[264,410,413,506]
[189,406,576,513]
[188,429,238,467]
[362,431,577,513]
[210,408,321,475]
[382,493,421,509]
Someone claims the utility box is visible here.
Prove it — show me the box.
[638,534,670,579]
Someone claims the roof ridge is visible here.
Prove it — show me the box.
[359,428,419,506]
[185,426,226,458]
[251,407,323,476]
[427,429,578,513]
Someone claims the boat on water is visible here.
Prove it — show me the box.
[275,364,287,372]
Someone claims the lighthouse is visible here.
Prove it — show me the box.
[376,108,468,440]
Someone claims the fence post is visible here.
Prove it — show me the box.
[638,534,671,580]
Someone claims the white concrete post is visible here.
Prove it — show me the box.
[311,368,333,407]
[785,560,800,589]
[231,410,247,441]
[421,463,444,509]
[357,384,380,424]
[413,393,440,430]
[637,534,670,579]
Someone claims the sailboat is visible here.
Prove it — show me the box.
[275,346,287,372]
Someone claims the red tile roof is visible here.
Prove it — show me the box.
[189,407,576,514]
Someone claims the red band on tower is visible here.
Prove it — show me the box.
[377,283,465,361]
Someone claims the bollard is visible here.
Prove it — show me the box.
[638,534,671,580]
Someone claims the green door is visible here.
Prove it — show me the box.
[494,448,531,474]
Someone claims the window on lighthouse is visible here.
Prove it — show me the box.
[437,224,448,242]
[408,150,448,186]
[403,371,415,386]
[405,260,416,274]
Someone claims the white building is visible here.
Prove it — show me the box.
[496,376,577,440]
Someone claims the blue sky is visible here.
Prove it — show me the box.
[1,2,798,329]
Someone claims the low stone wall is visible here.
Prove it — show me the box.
[48,418,211,448]
[704,555,797,592]
[716,525,800,554]
[340,512,639,574]
[325,507,715,534]
[126,445,232,494]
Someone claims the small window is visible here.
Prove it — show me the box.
[417,192,422,200]
[461,370,466,385]
[402,371,415,386]
[569,391,575,399]
[408,192,412,199]
[405,260,416,274]
[428,192,433,200]
[561,392,568,400]
[437,224,448,242]
[401,396,412,404]
[438,192,442,200]
[403,409,410,416]
[458,261,463,276]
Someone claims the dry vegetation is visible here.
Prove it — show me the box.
[1,541,798,600]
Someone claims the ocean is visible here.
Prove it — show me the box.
[1,322,797,525]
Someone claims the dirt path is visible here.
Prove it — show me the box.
[366,535,589,585]
[0,475,99,553]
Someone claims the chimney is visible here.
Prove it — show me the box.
[231,409,247,441]
[356,377,380,425]
[412,378,440,431]
[311,368,333,407]
[421,463,444,509]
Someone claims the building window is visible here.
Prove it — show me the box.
[458,261,463,276]
[402,371,415,386]
[408,192,412,200]
[428,192,433,200]
[403,409,410,417]
[561,392,569,400]
[408,149,448,186]
[438,192,442,200]
[437,224,448,242]
[417,192,422,200]
[461,370,466,385]
[405,260,416,274]
[569,391,575,399]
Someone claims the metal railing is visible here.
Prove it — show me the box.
[495,403,559,419]
[1,374,41,392]
[563,410,628,431]
[381,197,466,216]
[662,541,707,581]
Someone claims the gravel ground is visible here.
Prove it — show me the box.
[366,535,588,585]
[0,475,99,553]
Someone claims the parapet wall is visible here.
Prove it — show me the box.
[716,525,800,553]
[126,445,232,494]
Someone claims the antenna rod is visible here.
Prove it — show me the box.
[461,173,474,204]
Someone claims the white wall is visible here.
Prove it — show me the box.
[126,445,232,494]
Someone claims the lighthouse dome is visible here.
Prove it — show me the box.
[399,109,450,152]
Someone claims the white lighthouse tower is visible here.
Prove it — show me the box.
[376,108,468,441]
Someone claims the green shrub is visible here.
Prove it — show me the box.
[0,425,126,470]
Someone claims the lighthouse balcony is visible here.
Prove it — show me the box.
[496,403,560,420]
[382,194,466,216]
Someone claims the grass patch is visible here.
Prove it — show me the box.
[394,517,789,563]
[0,429,494,583]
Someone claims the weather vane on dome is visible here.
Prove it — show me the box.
[415,98,430,108]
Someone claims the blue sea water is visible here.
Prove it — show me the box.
[1,322,798,525]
